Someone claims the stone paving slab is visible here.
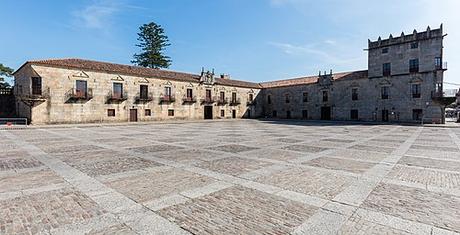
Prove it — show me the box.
[158,186,318,235]
[1,120,460,234]
[362,183,460,233]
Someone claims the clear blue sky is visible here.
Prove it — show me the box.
[1,0,458,87]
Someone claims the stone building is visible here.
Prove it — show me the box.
[13,25,447,124]
[13,59,262,124]
[260,25,447,123]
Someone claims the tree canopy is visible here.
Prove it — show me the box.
[132,22,171,69]
[0,63,13,89]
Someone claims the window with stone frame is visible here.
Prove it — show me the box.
[322,91,328,102]
[350,109,359,120]
[140,85,148,99]
[411,83,421,98]
[248,93,253,102]
[232,92,237,103]
[165,86,172,96]
[168,109,174,116]
[409,59,419,73]
[382,48,389,54]
[383,63,391,77]
[145,109,151,116]
[381,86,390,99]
[113,83,123,99]
[186,88,193,98]
[272,110,277,117]
[302,92,308,102]
[107,109,115,117]
[410,42,419,49]
[220,110,225,117]
[31,77,42,95]
[267,95,272,104]
[435,57,442,70]
[351,88,358,101]
[412,109,423,121]
[285,94,290,103]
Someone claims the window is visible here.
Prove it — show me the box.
[383,63,391,76]
[302,92,308,102]
[248,93,253,102]
[206,89,212,99]
[31,77,42,95]
[221,110,225,117]
[107,109,115,117]
[186,88,193,98]
[286,111,291,119]
[232,92,237,102]
[409,59,419,73]
[411,84,421,98]
[435,57,442,70]
[168,109,174,116]
[165,87,172,96]
[302,110,308,119]
[285,94,290,103]
[413,109,423,121]
[410,42,419,49]
[381,86,389,99]
[322,91,328,102]
[272,110,277,117]
[113,83,123,99]
[382,48,389,54]
[267,95,272,104]
[352,88,358,101]
[351,110,359,120]
[145,109,151,116]
[219,91,225,101]
[76,80,87,98]
[140,85,148,99]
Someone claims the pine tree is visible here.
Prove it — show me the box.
[132,22,171,69]
[0,63,13,89]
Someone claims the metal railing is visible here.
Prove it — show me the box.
[65,88,93,101]
[159,94,176,103]
[435,62,448,70]
[135,92,154,102]
[106,91,128,102]
[217,97,228,105]
[229,98,241,106]
[201,96,216,104]
[182,96,197,103]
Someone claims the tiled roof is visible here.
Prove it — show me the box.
[16,58,368,89]
[22,58,201,83]
[19,58,262,89]
[215,77,261,89]
[260,70,368,88]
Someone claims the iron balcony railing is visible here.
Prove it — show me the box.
[217,97,228,105]
[65,88,93,101]
[159,94,176,103]
[135,92,154,102]
[229,98,241,106]
[107,91,128,102]
[20,87,50,101]
[435,62,448,70]
[246,100,256,106]
[182,96,197,103]
[201,96,216,104]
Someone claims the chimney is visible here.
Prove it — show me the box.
[220,74,230,80]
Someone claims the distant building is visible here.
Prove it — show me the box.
[14,25,448,124]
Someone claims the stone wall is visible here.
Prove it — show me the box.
[15,65,262,124]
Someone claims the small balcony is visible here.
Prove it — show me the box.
[18,87,50,106]
[435,62,448,71]
[106,91,128,103]
[217,98,228,106]
[247,100,256,106]
[182,96,197,103]
[135,92,154,103]
[160,94,175,103]
[201,96,216,104]
[229,98,241,106]
[432,91,457,106]
[65,88,93,102]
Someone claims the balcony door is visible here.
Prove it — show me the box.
[140,85,148,99]
[76,80,87,98]
[31,77,42,95]
[113,83,123,99]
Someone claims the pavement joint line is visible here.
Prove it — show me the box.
[3,129,190,235]
[0,182,68,201]
[291,126,423,234]
[382,178,460,197]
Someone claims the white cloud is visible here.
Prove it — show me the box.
[72,0,120,29]
[268,41,360,65]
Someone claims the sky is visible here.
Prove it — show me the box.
[1,0,459,88]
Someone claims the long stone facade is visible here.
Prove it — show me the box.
[13,25,447,124]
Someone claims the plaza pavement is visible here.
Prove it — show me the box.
[1,120,460,234]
